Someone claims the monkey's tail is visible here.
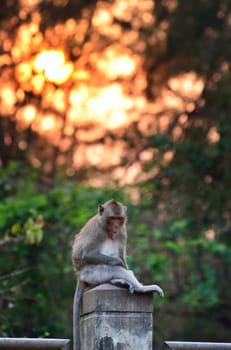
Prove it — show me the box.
[73,280,85,350]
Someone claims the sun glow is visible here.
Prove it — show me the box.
[1,0,207,183]
[34,50,73,84]
[67,83,139,130]
[168,72,204,99]
[0,83,17,115]
[40,115,57,131]
[18,104,37,124]
[95,46,138,79]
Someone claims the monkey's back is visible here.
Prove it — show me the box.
[72,214,106,271]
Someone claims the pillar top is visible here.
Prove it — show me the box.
[81,283,154,315]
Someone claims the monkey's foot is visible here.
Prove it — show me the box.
[153,285,164,297]
[110,279,164,297]
[139,285,164,297]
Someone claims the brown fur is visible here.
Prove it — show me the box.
[72,199,127,272]
[72,199,163,350]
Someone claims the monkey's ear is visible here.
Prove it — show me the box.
[98,204,104,215]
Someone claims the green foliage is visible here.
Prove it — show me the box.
[131,113,231,341]
[1,0,231,344]
[1,145,231,343]
[0,163,127,338]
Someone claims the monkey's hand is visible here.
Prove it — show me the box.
[110,257,127,268]
[121,259,129,269]
[82,253,125,268]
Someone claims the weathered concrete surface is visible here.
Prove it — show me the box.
[80,283,154,350]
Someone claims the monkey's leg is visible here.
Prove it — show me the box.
[80,265,164,297]
[73,280,86,350]
[110,267,164,296]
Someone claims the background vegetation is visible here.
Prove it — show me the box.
[0,0,231,346]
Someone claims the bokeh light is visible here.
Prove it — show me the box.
[0,0,205,182]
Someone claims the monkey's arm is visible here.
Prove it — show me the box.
[82,251,126,267]
[120,256,128,269]
[118,243,128,269]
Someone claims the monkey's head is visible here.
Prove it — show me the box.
[98,199,127,240]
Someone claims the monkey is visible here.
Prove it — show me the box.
[72,199,164,350]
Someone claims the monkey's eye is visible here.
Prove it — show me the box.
[107,217,124,225]
[99,205,104,215]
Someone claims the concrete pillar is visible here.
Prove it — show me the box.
[80,283,154,350]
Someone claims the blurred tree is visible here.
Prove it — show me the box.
[0,0,231,345]
[0,163,127,337]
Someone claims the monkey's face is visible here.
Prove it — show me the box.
[106,217,123,240]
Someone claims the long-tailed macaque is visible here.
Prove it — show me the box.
[72,199,164,350]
